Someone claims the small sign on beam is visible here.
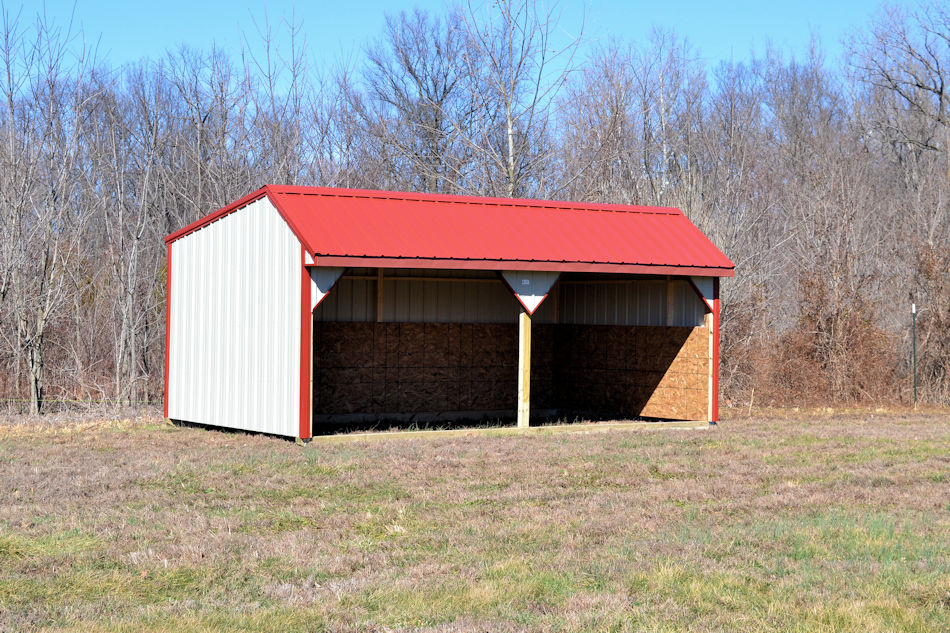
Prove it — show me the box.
[501,271,560,314]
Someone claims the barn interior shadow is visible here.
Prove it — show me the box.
[310,321,696,435]
[533,324,694,422]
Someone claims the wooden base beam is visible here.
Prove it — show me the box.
[517,310,531,428]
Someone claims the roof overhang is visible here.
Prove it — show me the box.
[306,255,734,277]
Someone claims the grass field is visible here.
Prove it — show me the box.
[1,410,948,632]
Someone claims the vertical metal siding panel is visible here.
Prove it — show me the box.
[339,278,353,321]
[266,206,278,432]
[282,204,301,437]
[254,202,268,433]
[203,222,215,424]
[211,218,223,427]
[266,208,278,432]
[192,227,205,421]
[610,282,620,325]
[350,279,363,320]
[635,281,644,326]
[319,275,521,323]
[265,204,279,434]
[623,282,632,325]
[221,216,234,429]
[168,241,179,418]
[410,282,423,321]
[383,280,394,321]
[187,231,196,422]
[204,219,216,426]
[671,280,704,327]
[166,197,300,436]
[599,285,607,324]
[246,204,260,431]
[578,285,587,324]
[423,281,436,321]
[363,280,375,320]
[178,234,190,422]
[257,206,269,431]
[193,227,206,423]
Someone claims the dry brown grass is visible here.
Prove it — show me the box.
[0,409,948,631]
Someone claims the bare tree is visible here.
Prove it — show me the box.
[356,8,475,193]
[457,0,582,197]
[0,8,96,412]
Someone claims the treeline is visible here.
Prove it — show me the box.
[0,1,947,414]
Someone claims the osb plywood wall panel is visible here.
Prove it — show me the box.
[313,322,517,415]
[533,324,708,421]
[313,322,708,421]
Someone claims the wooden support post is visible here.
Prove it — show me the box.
[517,310,531,428]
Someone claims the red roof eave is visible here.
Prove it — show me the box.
[307,255,734,277]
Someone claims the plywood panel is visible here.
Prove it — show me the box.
[534,324,709,421]
[313,322,517,419]
[313,321,708,423]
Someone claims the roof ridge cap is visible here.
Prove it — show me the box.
[267,185,682,216]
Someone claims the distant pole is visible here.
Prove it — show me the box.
[912,303,917,407]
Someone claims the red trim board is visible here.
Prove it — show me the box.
[163,242,172,418]
[712,277,720,423]
[299,246,312,440]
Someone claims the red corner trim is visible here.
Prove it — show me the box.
[163,242,172,419]
[712,277,720,423]
[163,186,318,263]
[299,246,312,440]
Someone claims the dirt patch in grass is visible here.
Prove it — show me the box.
[0,410,948,631]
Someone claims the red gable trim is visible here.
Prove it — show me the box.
[164,188,268,245]
[162,185,316,253]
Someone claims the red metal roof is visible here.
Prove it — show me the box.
[166,185,734,277]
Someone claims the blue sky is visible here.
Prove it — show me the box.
[31,0,903,72]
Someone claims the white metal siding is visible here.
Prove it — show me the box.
[168,197,301,436]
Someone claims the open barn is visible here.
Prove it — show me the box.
[163,186,734,439]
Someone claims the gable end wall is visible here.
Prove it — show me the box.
[168,196,301,436]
